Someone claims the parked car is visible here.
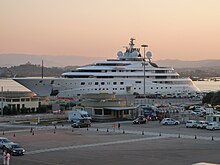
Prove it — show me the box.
[3,142,25,156]
[133,116,147,124]
[184,110,197,115]
[71,119,91,128]
[186,120,198,128]
[197,121,208,129]
[206,122,220,130]
[161,118,180,125]
[0,137,12,149]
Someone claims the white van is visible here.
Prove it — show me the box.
[206,122,220,130]
[186,120,197,128]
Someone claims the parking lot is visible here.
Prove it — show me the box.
[0,121,220,165]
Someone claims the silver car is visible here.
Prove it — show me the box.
[0,137,12,149]
[161,118,180,125]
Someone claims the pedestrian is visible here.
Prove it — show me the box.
[3,151,6,165]
[6,153,10,165]
[118,123,121,129]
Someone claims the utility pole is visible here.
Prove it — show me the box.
[41,60,44,79]
[141,44,148,98]
[1,86,3,116]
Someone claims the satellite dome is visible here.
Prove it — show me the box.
[146,51,152,59]
[131,50,139,57]
[117,51,123,57]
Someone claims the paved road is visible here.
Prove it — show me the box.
[0,122,219,165]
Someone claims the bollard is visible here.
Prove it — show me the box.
[212,136,214,141]
[3,151,6,165]
[195,135,197,139]
[6,153,10,165]
[54,129,56,134]
[55,125,57,129]
[123,130,125,134]
[159,132,161,136]
[107,128,109,132]
[142,131,144,135]
[32,131,34,135]
[13,133,15,137]
[72,128,74,132]
[3,131,4,135]
[97,128,99,131]
[30,127,33,133]
[178,134,180,138]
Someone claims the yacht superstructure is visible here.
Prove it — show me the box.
[13,38,200,98]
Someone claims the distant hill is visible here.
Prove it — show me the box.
[0,60,220,78]
[0,53,220,68]
[156,59,220,68]
[0,53,104,67]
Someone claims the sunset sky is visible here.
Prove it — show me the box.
[1,0,220,61]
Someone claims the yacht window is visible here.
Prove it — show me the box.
[113,82,117,85]
[101,82,105,85]
[88,82,92,85]
[95,82,99,85]
[107,82,110,85]
[135,81,141,83]
[112,70,116,72]
[81,82,85,85]
[120,82,124,85]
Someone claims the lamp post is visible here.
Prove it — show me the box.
[1,86,3,116]
[141,44,148,98]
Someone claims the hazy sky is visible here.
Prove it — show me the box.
[1,0,220,61]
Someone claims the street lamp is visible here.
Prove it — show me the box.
[1,86,3,116]
[141,44,148,98]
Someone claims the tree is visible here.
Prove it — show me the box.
[202,92,214,104]
[211,91,220,106]
[203,91,220,106]
[3,106,11,115]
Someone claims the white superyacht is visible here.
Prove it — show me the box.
[13,38,200,98]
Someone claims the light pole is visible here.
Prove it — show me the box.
[141,44,148,98]
[1,86,3,116]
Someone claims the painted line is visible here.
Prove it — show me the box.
[84,128,220,141]
[26,136,166,155]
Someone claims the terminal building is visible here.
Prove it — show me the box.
[80,93,138,121]
[0,91,47,113]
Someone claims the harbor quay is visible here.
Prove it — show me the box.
[0,121,219,165]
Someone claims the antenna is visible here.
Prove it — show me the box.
[41,60,44,79]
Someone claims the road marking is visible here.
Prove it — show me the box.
[26,136,166,155]
[84,128,220,141]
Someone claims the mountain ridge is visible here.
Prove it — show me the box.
[0,53,220,68]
